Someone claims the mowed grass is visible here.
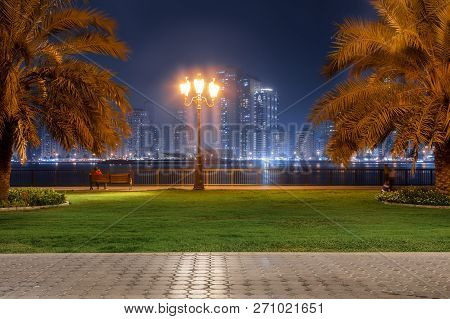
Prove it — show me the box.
[0,190,449,253]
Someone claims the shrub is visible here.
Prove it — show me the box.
[377,187,450,207]
[0,188,66,208]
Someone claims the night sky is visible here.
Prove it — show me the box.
[89,0,375,125]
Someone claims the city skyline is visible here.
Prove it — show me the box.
[30,63,435,164]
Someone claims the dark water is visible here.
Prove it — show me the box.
[11,160,435,171]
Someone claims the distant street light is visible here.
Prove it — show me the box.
[179,74,220,190]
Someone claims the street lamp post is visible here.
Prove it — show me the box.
[180,75,220,190]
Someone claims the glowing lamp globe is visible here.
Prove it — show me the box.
[208,79,220,99]
[179,78,191,97]
[193,78,205,95]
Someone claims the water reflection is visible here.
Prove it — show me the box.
[11,160,434,171]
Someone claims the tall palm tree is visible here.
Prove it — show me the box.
[0,0,131,200]
[311,0,450,194]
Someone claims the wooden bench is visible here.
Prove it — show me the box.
[89,173,133,190]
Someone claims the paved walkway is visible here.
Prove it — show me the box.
[52,185,380,191]
[1,253,448,299]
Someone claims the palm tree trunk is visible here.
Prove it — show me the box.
[435,141,450,196]
[0,132,14,201]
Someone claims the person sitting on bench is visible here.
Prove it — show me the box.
[90,167,108,189]
[89,171,133,190]
[94,167,102,175]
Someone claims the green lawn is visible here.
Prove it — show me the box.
[0,190,449,253]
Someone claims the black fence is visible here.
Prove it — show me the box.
[10,168,435,187]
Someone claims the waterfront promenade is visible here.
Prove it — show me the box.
[10,164,435,188]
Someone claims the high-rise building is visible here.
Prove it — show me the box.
[126,109,150,158]
[174,124,194,158]
[297,124,315,160]
[270,129,284,159]
[173,106,194,158]
[217,69,239,159]
[215,69,267,159]
[162,125,172,158]
[237,76,261,159]
[39,128,62,160]
[314,121,334,160]
[287,123,299,159]
[254,88,279,159]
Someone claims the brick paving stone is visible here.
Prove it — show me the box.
[0,253,448,299]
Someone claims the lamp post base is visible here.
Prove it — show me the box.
[193,161,205,191]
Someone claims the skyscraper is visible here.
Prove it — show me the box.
[287,123,299,159]
[254,88,279,159]
[314,121,334,160]
[173,106,194,158]
[217,69,239,159]
[297,124,315,160]
[126,109,150,158]
[209,68,280,160]
[39,128,62,160]
[237,76,261,159]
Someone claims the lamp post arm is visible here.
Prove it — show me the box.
[202,96,216,108]
[184,96,197,107]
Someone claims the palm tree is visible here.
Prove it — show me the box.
[311,0,450,194]
[0,0,131,200]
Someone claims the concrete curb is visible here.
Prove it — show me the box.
[382,201,450,209]
[0,201,70,212]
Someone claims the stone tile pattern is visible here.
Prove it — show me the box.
[0,253,448,299]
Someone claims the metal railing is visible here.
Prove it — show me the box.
[10,168,435,187]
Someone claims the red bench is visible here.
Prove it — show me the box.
[89,173,133,190]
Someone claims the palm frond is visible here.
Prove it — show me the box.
[324,19,394,76]
[314,0,450,166]
[56,32,129,60]
[42,9,117,36]
[0,0,131,163]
